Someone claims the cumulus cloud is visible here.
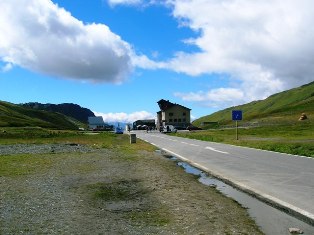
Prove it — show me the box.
[175,88,245,108]
[0,0,137,83]
[0,62,13,72]
[167,0,314,106]
[2,0,313,110]
[94,110,155,123]
[107,0,142,7]
[107,0,159,7]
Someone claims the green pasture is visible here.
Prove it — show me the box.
[173,120,314,158]
[0,129,156,178]
[0,127,155,151]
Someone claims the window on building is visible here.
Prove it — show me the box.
[174,119,177,122]
[183,112,186,116]
[183,118,186,122]
[169,113,174,116]
[169,119,173,122]
[178,118,181,122]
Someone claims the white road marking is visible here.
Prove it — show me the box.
[189,143,199,147]
[162,148,190,162]
[205,147,229,155]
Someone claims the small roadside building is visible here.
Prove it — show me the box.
[133,119,156,130]
[156,99,191,129]
[88,116,107,130]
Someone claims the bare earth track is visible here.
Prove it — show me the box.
[0,143,263,234]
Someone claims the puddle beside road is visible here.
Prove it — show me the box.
[175,160,314,235]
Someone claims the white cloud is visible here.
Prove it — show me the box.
[94,110,155,123]
[131,54,165,69]
[107,0,142,7]
[175,88,245,108]
[0,0,136,83]
[166,0,314,106]
[2,0,313,111]
[106,0,159,7]
[1,63,13,72]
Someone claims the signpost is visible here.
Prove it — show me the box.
[232,110,242,140]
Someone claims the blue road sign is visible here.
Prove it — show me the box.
[232,110,242,121]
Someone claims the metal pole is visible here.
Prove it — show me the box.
[236,121,238,140]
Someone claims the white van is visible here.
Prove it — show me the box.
[163,125,177,133]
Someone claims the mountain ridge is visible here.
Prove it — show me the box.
[0,101,80,129]
[20,102,95,123]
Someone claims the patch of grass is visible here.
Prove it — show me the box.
[88,179,149,201]
[0,154,54,177]
[0,127,80,144]
[174,132,225,142]
[87,180,171,226]
[127,207,171,226]
[233,141,314,157]
[101,134,157,156]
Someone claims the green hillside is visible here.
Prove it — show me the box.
[21,102,95,123]
[0,101,79,130]
[193,81,314,128]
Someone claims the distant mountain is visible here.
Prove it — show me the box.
[0,101,79,129]
[21,102,95,123]
[193,81,314,128]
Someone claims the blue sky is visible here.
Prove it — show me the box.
[1,0,314,123]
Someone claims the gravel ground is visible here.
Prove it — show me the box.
[0,143,94,155]
[0,144,263,234]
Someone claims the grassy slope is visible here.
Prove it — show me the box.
[181,82,314,157]
[0,101,78,130]
[193,81,314,127]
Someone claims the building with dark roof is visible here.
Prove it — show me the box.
[132,119,156,130]
[156,99,191,129]
[88,116,113,131]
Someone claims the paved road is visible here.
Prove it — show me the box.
[134,131,314,225]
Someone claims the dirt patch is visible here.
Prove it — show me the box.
[0,145,263,234]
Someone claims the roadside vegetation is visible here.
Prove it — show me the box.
[0,127,155,153]
[186,81,314,158]
[173,120,314,157]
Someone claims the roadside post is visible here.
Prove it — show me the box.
[130,133,136,144]
[232,110,242,140]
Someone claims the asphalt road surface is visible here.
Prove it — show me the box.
[135,131,314,225]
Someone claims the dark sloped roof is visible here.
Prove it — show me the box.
[157,99,191,111]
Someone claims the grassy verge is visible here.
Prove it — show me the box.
[0,154,54,177]
[173,121,314,157]
[0,128,156,178]
[0,127,156,152]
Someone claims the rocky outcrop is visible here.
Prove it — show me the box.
[289,227,304,234]
[299,113,308,121]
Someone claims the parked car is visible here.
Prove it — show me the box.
[186,125,202,131]
[163,125,177,133]
[114,126,124,134]
[174,126,186,130]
